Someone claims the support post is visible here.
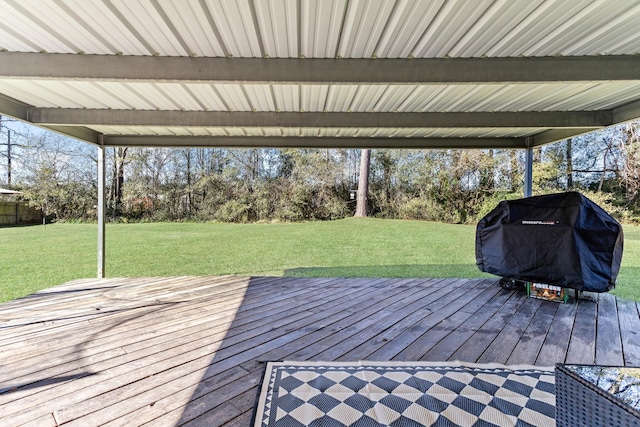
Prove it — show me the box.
[524,137,534,198]
[97,135,106,278]
[7,129,11,188]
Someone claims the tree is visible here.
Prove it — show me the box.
[20,133,96,221]
[0,115,13,188]
[566,138,573,189]
[354,148,371,217]
[619,122,640,205]
[108,147,129,215]
[8,119,640,225]
[370,150,396,217]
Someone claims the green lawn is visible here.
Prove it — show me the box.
[1,218,638,303]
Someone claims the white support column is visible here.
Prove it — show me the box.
[97,135,106,278]
[524,137,534,198]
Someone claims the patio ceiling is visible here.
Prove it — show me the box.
[0,0,639,149]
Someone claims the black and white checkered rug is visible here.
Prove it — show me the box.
[253,361,555,427]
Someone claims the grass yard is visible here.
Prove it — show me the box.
[1,218,639,303]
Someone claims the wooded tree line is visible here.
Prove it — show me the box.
[1,119,639,224]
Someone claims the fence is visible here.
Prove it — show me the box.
[0,202,43,225]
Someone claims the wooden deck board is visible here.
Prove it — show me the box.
[41,279,400,426]
[535,301,578,366]
[595,293,624,365]
[505,299,558,365]
[565,296,598,364]
[617,299,640,366]
[397,280,502,361]
[56,288,380,424]
[421,287,515,362]
[0,275,636,426]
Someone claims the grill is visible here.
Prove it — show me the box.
[476,192,623,294]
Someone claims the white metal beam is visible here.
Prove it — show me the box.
[29,109,613,129]
[2,53,639,84]
[103,135,526,149]
[613,99,640,125]
[0,94,28,121]
[0,95,100,143]
[532,128,602,146]
[40,125,100,144]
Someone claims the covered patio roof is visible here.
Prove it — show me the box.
[0,0,639,150]
[1,1,639,277]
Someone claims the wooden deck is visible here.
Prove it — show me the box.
[0,276,639,426]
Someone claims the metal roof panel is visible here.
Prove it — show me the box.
[411,0,494,57]
[446,0,546,58]
[155,0,227,57]
[109,0,187,56]
[300,0,347,58]
[213,84,252,111]
[254,0,298,58]
[337,0,395,58]
[2,0,640,58]
[184,84,227,111]
[272,85,300,111]
[374,0,446,58]
[325,85,359,112]
[85,125,544,139]
[301,85,329,111]
[4,79,640,114]
[1,0,639,148]
[243,85,277,111]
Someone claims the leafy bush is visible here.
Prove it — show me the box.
[215,200,253,223]
[581,190,635,223]
[474,192,523,223]
[398,197,447,222]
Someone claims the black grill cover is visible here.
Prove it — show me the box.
[476,192,623,292]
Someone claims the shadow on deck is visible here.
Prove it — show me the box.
[0,276,638,426]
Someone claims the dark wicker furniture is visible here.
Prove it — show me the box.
[555,364,640,427]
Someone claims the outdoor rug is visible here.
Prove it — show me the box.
[253,361,555,427]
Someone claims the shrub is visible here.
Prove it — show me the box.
[214,200,253,223]
[398,197,446,222]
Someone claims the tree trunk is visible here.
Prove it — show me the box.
[354,148,371,217]
[107,147,128,215]
[534,147,542,163]
[509,149,519,191]
[566,138,573,189]
[115,147,127,207]
[599,145,610,192]
[6,128,11,188]
[108,148,116,205]
[483,149,495,190]
[185,149,192,214]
